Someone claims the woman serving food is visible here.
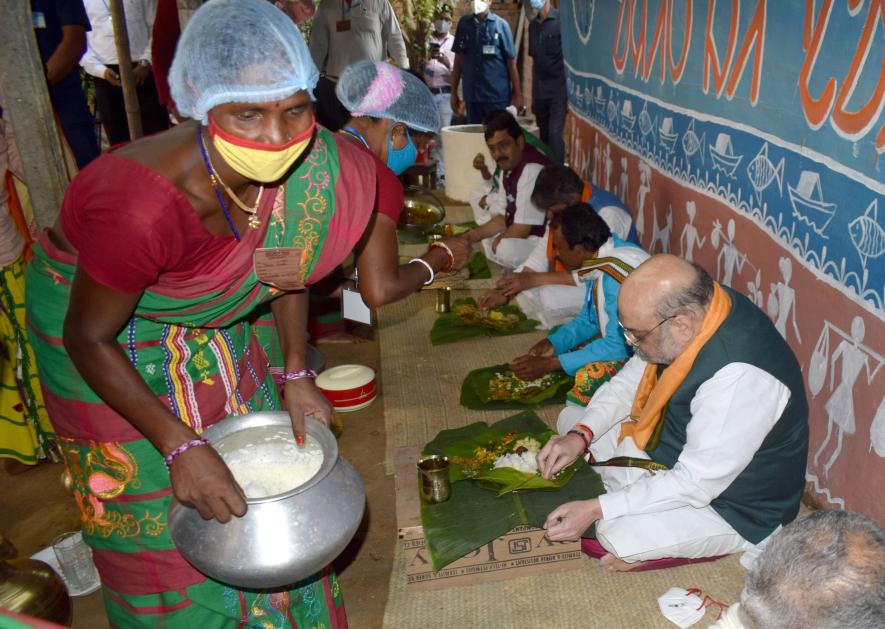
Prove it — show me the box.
[24,0,409,625]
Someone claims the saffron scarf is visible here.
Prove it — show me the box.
[619,283,732,450]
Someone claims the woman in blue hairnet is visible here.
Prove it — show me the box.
[304,59,471,340]
[24,0,403,625]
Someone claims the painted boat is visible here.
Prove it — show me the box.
[594,86,606,116]
[788,170,837,237]
[659,117,678,152]
[709,133,743,176]
[621,99,636,132]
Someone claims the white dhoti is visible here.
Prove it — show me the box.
[469,174,547,271]
[515,284,585,329]
[557,417,773,566]
[479,236,540,270]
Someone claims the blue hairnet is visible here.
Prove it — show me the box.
[169,0,319,123]
[336,61,440,134]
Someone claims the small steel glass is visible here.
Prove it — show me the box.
[52,531,99,592]
[417,455,451,504]
[435,287,452,313]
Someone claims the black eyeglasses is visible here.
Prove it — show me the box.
[619,315,676,345]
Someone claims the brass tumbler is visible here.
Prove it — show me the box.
[435,287,452,313]
[417,455,451,504]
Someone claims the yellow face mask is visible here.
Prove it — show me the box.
[207,115,316,183]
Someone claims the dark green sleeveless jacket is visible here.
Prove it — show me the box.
[647,288,809,543]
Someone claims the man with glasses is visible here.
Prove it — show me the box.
[465,109,552,269]
[539,254,808,572]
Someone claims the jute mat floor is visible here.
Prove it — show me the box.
[383,544,743,628]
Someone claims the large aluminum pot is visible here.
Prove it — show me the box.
[168,412,365,589]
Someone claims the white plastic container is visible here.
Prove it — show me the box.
[441,119,540,203]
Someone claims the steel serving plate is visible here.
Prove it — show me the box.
[168,412,365,589]
[400,198,446,236]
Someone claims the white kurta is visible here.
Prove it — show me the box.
[469,163,546,269]
[558,356,791,565]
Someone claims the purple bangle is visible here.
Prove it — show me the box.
[278,369,318,384]
[164,438,209,469]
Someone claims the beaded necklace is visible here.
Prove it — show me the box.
[196,126,242,240]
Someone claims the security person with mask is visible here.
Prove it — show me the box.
[450,0,523,124]
[527,0,566,164]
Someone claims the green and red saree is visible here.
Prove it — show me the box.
[26,128,375,627]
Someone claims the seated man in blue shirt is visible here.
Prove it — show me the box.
[450,0,522,124]
[509,203,648,406]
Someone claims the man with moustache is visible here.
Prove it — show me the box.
[465,109,552,269]
[538,255,809,572]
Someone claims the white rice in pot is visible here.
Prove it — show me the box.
[220,433,324,499]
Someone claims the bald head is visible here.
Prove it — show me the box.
[620,255,712,320]
[618,255,714,364]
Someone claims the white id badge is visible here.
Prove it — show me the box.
[342,287,372,324]
[482,44,496,55]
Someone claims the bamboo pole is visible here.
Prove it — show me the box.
[0,0,69,228]
[108,0,143,140]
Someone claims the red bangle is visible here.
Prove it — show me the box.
[429,241,455,273]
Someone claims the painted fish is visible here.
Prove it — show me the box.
[746,143,785,199]
[681,119,706,163]
[849,200,885,266]
[639,102,653,137]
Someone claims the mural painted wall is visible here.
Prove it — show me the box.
[562,0,884,520]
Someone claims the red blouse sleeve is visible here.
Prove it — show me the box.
[373,159,404,222]
[61,155,185,294]
[350,143,403,222]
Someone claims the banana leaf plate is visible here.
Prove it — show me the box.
[430,298,539,346]
[420,412,605,571]
[465,251,491,279]
[460,364,573,410]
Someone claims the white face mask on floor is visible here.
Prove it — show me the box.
[657,588,706,628]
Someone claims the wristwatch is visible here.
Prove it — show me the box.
[138,59,150,68]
